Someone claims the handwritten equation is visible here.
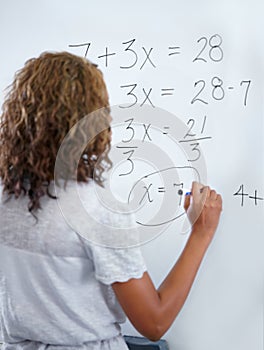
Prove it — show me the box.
[68,33,259,217]
[115,115,211,174]
[70,35,224,65]
[127,166,199,227]
[69,35,252,107]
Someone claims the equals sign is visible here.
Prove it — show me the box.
[158,187,166,193]
[161,88,174,96]
[168,46,181,56]
[163,126,170,135]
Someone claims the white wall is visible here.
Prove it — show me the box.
[0,1,263,349]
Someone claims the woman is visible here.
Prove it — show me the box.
[0,51,222,349]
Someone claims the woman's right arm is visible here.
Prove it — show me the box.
[112,182,222,341]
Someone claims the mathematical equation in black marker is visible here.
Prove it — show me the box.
[117,79,251,108]
[115,115,208,178]
[69,35,224,68]
[69,35,252,108]
[127,166,201,227]
[136,181,188,207]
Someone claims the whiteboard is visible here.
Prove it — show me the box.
[0,1,263,349]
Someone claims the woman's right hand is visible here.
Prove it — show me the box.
[113,182,223,341]
[184,181,223,244]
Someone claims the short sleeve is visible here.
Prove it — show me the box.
[86,243,147,285]
[78,204,148,284]
[63,181,147,284]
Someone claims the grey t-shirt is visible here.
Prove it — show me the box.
[0,181,147,349]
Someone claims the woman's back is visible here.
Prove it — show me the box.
[0,181,146,349]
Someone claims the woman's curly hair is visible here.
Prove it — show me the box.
[0,51,112,213]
